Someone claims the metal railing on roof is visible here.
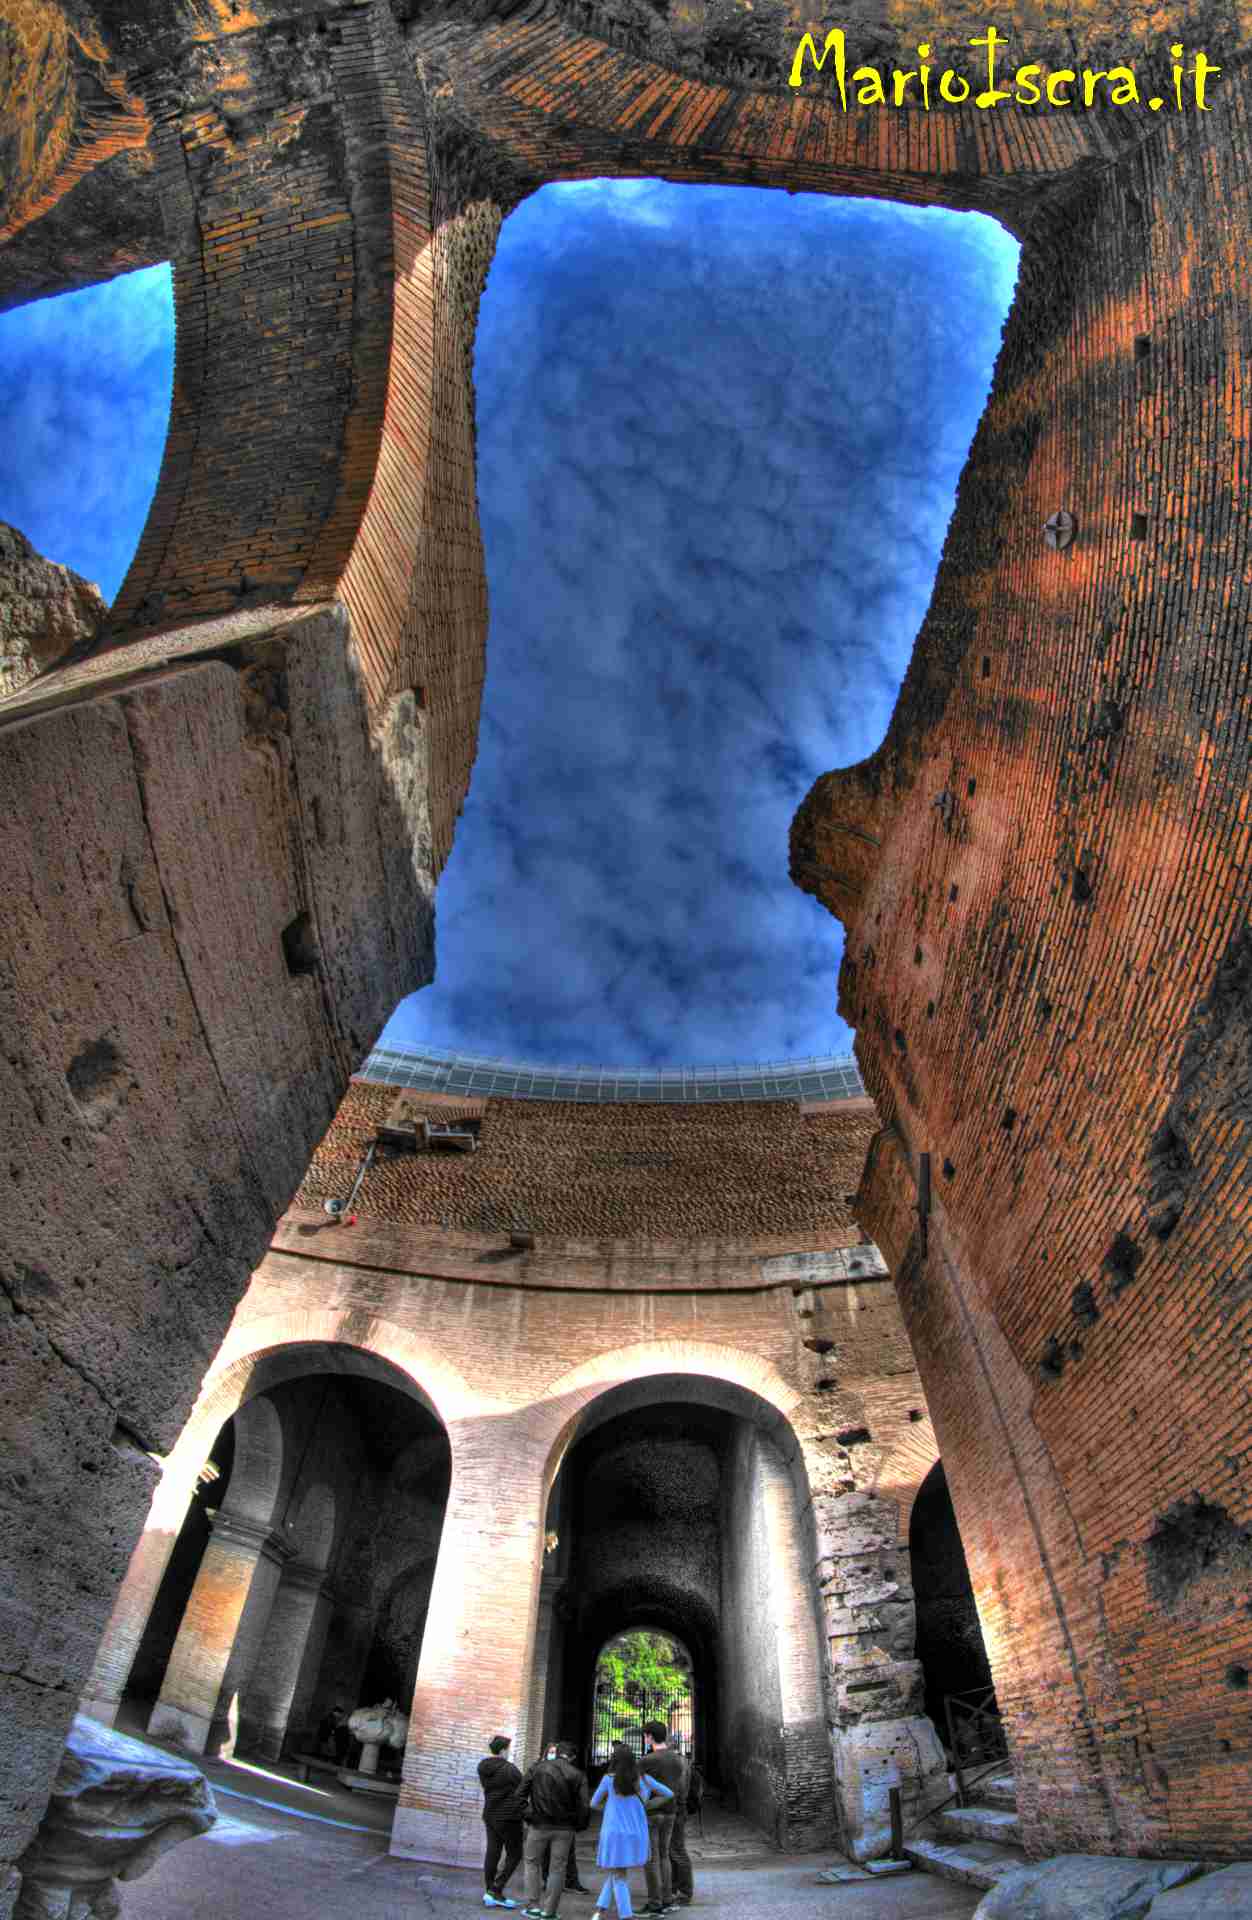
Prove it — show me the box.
[355,1043,865,1105]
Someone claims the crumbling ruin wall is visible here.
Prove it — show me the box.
[792,85,1252,1862]
[0,521,105,697]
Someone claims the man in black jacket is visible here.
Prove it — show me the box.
[517,1740,590,1918]
[478,1733,525,1909]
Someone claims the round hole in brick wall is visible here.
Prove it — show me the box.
[1226,1664,1249,1691]
[804,1338,836,1354]
[908,1409,925,1422]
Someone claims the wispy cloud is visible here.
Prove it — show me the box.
[387,180,1018,1065]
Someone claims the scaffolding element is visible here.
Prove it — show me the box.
[355,1043,866,1104]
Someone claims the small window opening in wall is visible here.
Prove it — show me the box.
[413,684,427,709]
[1134,334,1151,360]
[1130,512,1148,540]
[981,656,991,678]
[908,1408,925,1422]
[423,1119,479,1153]
[281,911,319,976]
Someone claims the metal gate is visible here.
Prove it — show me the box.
[591,1679,694,1764]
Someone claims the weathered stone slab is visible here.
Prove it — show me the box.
[1147,1867,1252,1915]
[971,1855,1204,1920]
[14,1714,213,1918]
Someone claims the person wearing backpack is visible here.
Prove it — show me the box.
[588,1741,675,1919]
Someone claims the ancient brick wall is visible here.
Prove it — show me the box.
[295,1076,877,1250]
[793,83,1252,1862]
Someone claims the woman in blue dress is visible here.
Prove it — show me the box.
[588,1742,675,1918]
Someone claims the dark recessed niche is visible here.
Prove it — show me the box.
[1130,512,1148,540]
[282,911,319,977]
[908,1408,925,1423]
[967,779,976,797]
[926,1001,935,1019]
[894,1028,907,1052]
[981,656,991,678]
[1002,1108,1017,1131]
[942,1159,955,1180]
[914,946,923,965]
[949,885,959,903]
[1134,334,1151,360]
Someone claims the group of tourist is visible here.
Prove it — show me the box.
[478,1723,696,1918]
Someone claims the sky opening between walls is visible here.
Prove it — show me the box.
[0,179,1019,1068]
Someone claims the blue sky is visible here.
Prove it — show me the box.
[0,180,1018,1069]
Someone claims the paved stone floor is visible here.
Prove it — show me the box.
[117,1749,982,1920]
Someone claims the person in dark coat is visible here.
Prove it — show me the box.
[518,1739,591,1916]
[315,1704,350,1765]
[479,1733,525,1909]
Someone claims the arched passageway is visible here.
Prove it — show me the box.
[908,1461,994,1741]
[94,1342,450,1764]
[533,1375,831,1850]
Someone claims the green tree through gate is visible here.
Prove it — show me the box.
[592,1629,694,1762]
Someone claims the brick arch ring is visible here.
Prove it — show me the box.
[160,1308,481,1491]
[531,1338,812,1507]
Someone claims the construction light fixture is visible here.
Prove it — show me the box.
[322,1142,376,1225]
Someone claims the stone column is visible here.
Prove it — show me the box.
[815,1490,948,1860]
[148,1513,295,1756]
[390,1419,547,1867]
[79,1458,203,1728]
[237,1564,335,1760]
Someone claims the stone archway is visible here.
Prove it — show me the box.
[81,1328,461,1754]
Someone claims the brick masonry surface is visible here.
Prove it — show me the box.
[792,68,1252,1866]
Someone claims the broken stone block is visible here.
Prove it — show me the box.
[834,1716,949,1861]
[971,1854,1204,1920]
[14,1715,215,1919]
[1147,1866,1252,1915]
[0,522,105,698]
